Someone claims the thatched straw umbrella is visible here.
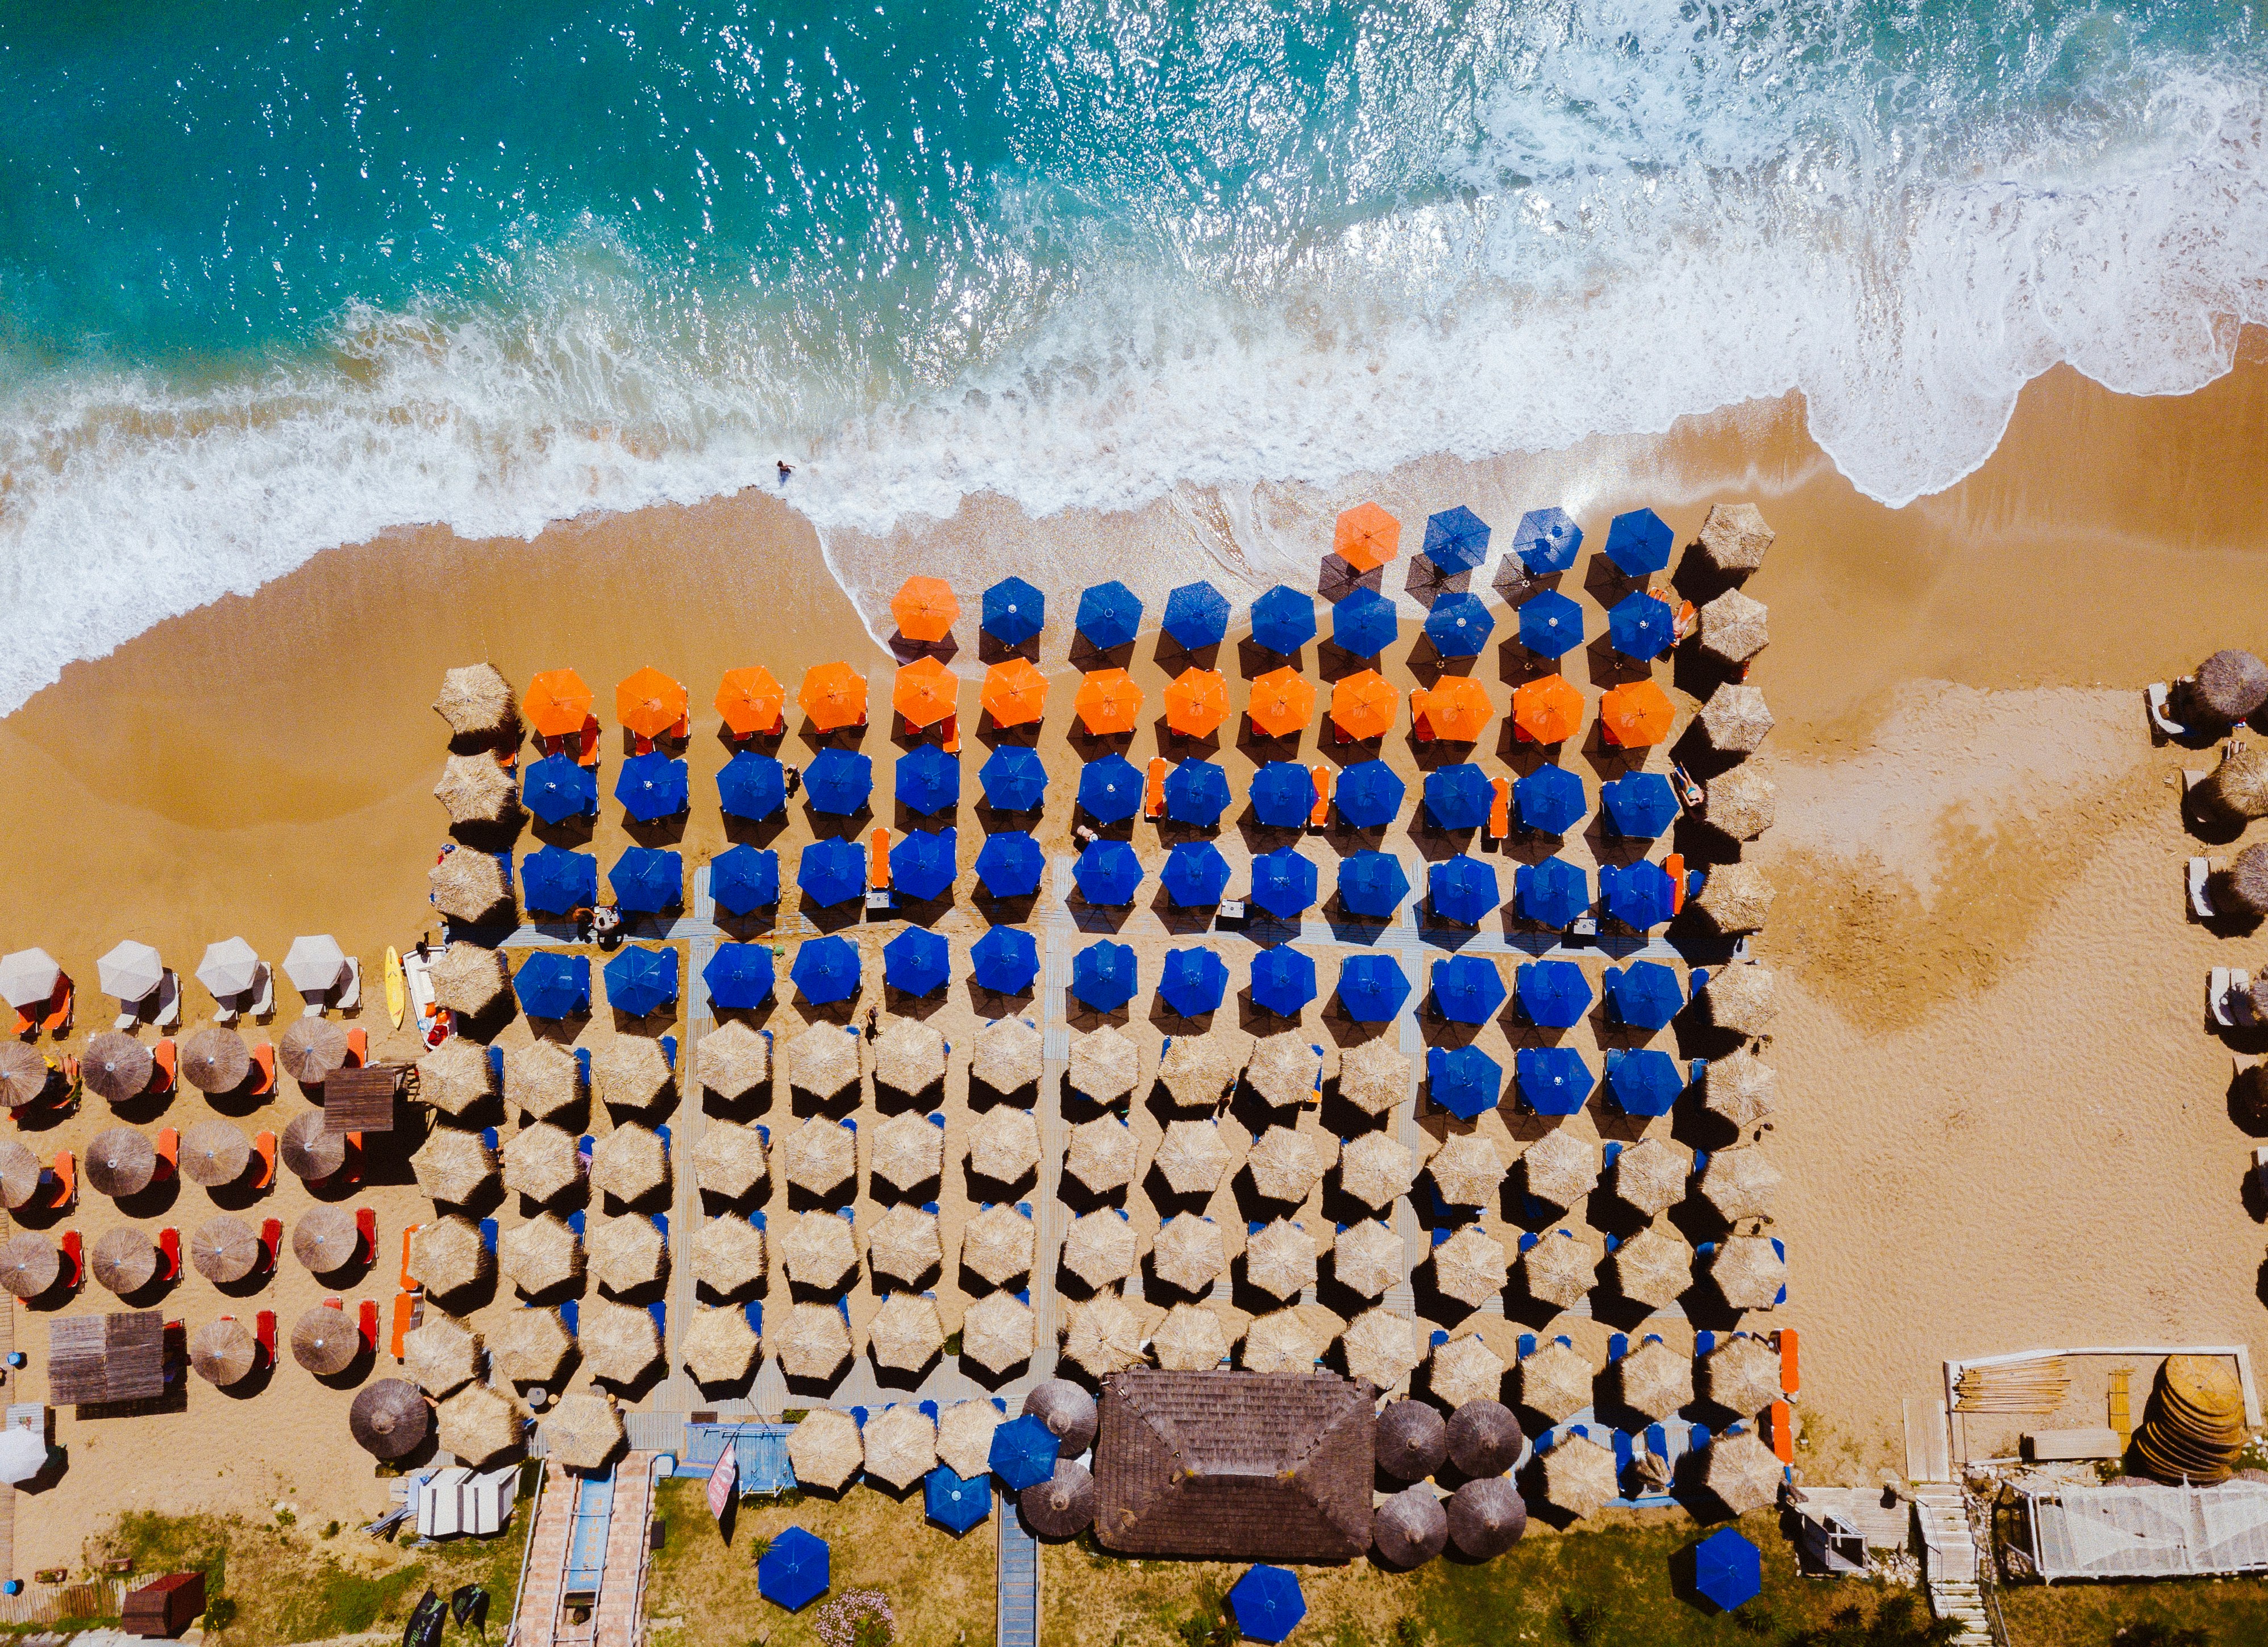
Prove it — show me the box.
[1023,1378,1098,1452]
[868,1293,946,1373]
[352,1379,433,1460]
[1609,1224,1693,1310]
[501,1212,582,1296]
[1063,1211,1137,1290]
[692,1119,769,1200]
[1064,1116,1137,1196]
[0,1046,47,1111]
[490,1307,573,1385]
[580,1298,663,1386]
[2187,650,2268,725]
[1695,502,1773,574]
[781,1115,856,1198]
[788,1408,863,1490]
[1516,1340,1594,1425]
[1699,1148,1783,1223]
[1338,1132,1417,1212]
[1246,1125,1325,1203]
[411,1215,490,1299]
[1709,1235,1786,1310]
[0,1140,36,1212]
[182,1026,252,1094]
[973,1016,1044,1094]
[1703,765,1777,840]
[1338,1036,1411,1116]
[544,1391,625,1471]
[1062,1295,1145,1377]
[775,1302,852,1381]
[430,849,513,924]
[2199,740,2268,823]
[869,1111,944,1195]
[1617,1339,1693,1421]
[938,1400,1002,1481]
[1154,1120,1231,1197]
[689,1215,767,1298]
[437,1382,521,1467]
[434,664,517,740]
[1428,1133,1505,1208]
[962,1204,1035,1286]
[1158,1032,1245,1109]
[1066,1025,1138,1102]
[780,1211,859,1291]
[1515,1231,1596,1310]
[968,1106,1041,1185]
[696,1019,771,1102]
[1610,1138,1689,1217]
[502,1122,581,1205]
[1702,964,1776,1036]
[861,1403,937,1490]
[873,1019,947,1095]
[1541,1435,1616,1519]
[506,1040,583,1121]
[86,1127,157,1199]
[788,1023,860,1102]
[431,945,511,1019]
[1374,1486,1450,1568]
[1447,1399,1524,1476]
[412,1127,497,1206]
[1695,862,1773,934]
[293,1204,360,1275]
[1703,1046,1776,1131]
[191,1319,258,1388]
[1343,1307,1423,1390]
[1021,1461,1097,1539]
[588,1214,667,1295]
[280,1110,345,1183]
[1449,1476,1529,1556]
[1699,589,1768,665]
[866,1204,943,1287]
[1150,1214,1225,1294]
[279,1016,349,1086]
[593,1037,672,1113]
[1520,1131,1597,1210]
[962,1291,1035,1373]
[1151,1303,1230,1371]
[2219,844,2268,918]
[1378,1399,1447,1481]
[0,1236,56,1301]
[1243,1308,1322,1375]
[92,1227,157,1296]
[681,1306,761,1387]
[293,1303,359,1375]
[435,753,519,827]
[1433,1336,1509,1411]
[1704,1430,1786,1513]
[1700,684,1774,755]
[589,1123,669,1205]
[1333,1220,1403,1298]
[1430,1225,1509,1310]
[1244,1220,1317,1300]
[406,1315,484,1395]
[190,1217,260,1285]
[82,1033,153,1106]
[1702,1334,1783,1416]
[179,1120,251,1189]
[418,1037,496,1119]
[1247,1031,1326,1108]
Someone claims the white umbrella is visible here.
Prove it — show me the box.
[97,941,164,1004]
[197,937,261,999]
[0,1428,46,1486]
[283,936,349,995]
[0,950,60,1011]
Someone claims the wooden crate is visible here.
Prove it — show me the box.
[122,1571,205,1638]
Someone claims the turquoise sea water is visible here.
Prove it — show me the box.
[2,0,2265,704]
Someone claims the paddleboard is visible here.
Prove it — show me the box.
[385,946,405,1029]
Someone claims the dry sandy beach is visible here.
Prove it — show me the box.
[4,347,2268,1574]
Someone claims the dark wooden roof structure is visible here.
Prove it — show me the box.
[49,1310,166,1407]
[322,1065,403,1132]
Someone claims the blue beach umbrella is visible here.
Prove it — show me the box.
[896,744,961,816]
[614,750,687,823]
[1426,1045,1504,1121]
[1250,946,1317,1018]
[1077,753,1143,823]
[1601,772,1680,837]
[989,1415,1060,1491]
[1430,955,1507,1025]
[1516,857,1590,928]
[1516,960,1592,1029]
[790,936,862,1005]
[1227,1567,1306,1646]
[1337,955,1409,1024]
[1076,581,1143,650]
[1422,506,1491,572]
[805,747,874,815]
[514,953,589,1020]
[1161,841,1231,908]
[1330,587,1398,658]
[973,831,1045,898]
[604,945,679,1016]
[1159,948,1229,1018]
[1337,852,1410,919]
[1422,764,1493,831]
[1073,840,1142,906]
[1423,594,1494,658]
[1600,860,1678,929]
[757,1526,830,1611]
[1336,761,1405,829]
[521,846,597,916]
[890,828,959,902]
[982,576,1045,644]
[797,838,866,908]
[1608,590,1674,661]
[704,943,775,1011]
[970,927,1039,995]
[1517,589,1585,657]
[1517,1046,1594,1115]
[1249,849,1318,920]
[1607,961,1684,1031]
[884,927,950,996]
[1603,507,1673,576]
[1249,763,1315,828]
[709,845,780,916]
[979,746,1047,812]
[1514,764,1585,835]
[1162,582,1231,650]
[522,754,597,824]
[717,750,786,821]
[1251,585,1317,655]
[925,1466,992,1535]
[1071,941,1138,1012]
[1427,856,1499,925]
[609,847,682,913]
[1514,506,1583,575]
[1609,1048,1686,1116]
[1163,759,1231,825]
[1693,1529,1763,1612]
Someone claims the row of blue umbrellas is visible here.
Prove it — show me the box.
[1428,1041,1689,1120]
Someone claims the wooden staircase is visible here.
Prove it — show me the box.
[593,1454,660,1647]
[1914,1485,1993,1644]
[509,1454,662,1647]
[509,1462,578,1647]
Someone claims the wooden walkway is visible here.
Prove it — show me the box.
[996,1492,1040,1647]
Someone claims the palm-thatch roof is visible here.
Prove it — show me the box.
[1514,1230,1596,1310]
[351,1379,432,1460]
[2189,651,2268,724]
[788,1408,863,1490]
[691,1118,769,1200]
[1709,1235,1786,1310]
[1063,1211,1138,1290]
[961,1204,1036,1286]
[418,1036,497,1118]
[430,850,513,924]
[867,1293,946,1373]
[1541,1433,1617,1519]
[1241,1309,1323,1375]
[1243,1220,1317,1300]
[689,1215,767,1298]
[961,1291,1035,1373]
[579,1298,663,1386]
[489,1307,573,1385]
[864,1204,942,1287]
[82,1033,153,1106]
[1153,1120,1232,1197]
[587,1213,667,1294]
[972,1016,1044,1094]
[1337,1036,1410,1116]
[86,1127,157,1199]
[1246,1031,1326,1107]
[1342,1307,1422,1389]
[189,1217,259,1285]
[1062,1295,1146,1378]
[1066,1025,1138,1102]
[1429,1225,1509,1309]
[191,1318,258,1389]
[1695,861,1773,933]
[1150,1214,1226,1294]
[1610,1137,1689,1217]
[179,1120,251,1189]
[775,1302,852,1381]
[412,1127,497,1206]
[279,1110,344,1184]
[410,1215,490,1299]
[431,945,511,1019]
[1021,1460,1097,1540]
[1448,1475,1528,1557]
[2221,844,2268,918]
[1428,1132,1505,1208]
[1065,1115,1137,1194]
[1703,765,1777,840]
[0,1139,36,1212]
[695,1019,771,1102]
[433,665,518,740]
[500,1212,582,1296]
[91,1227,157,1296]
[1337,1132,1417,1211]
[1700,684,1774,754]
[1429,1336,1507,1410]
[1704,1430,1786,1513]
[502,1121,581,1205]
[787,1022,860,1102]
[1695,502,1774,573]
[1701,1333,1783,1416]
[0,1046,46,1111]
[1520,1129,1597,1209]
[1374,1486,1449,1568]
[860,1403,936,1490]
[2200,739,2268,824]
[1245,1125,1324,1204]
[1376,1399,1446,1481]
[873,1018,947,1095]
[1698,1148,1783,1223]
[543,1391,625,1471]
[1446,1399,1523,1477]
[1157,1032,1245,1109]
[505,1040,582,1121]
[291,1204,360,1275]
[1609,1223,1693,1310]
[937,1400,1002,1479]
[437,1382,522,1467]
[1617,1338,1693,1420]
[588,1123,669,1204]
[1331,1220,1403,1298]
[779,1211,859,1291]
[593,1037,673,1112]
[1516,1339,1595,1425]
[1703,1046,1777,1131]
[1698,589,1768,665]
[681,1306,761,1387]
[406,1315,483,1397]
[968,1106,1041,1184]
[435,753,519,827]
[1151,1304,1230,1371]
[868,1109,944,1194]
[780,1114,856,1196]
[1702,962,1776,1036]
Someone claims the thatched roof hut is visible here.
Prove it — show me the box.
[1151,1304,1230,1371]
[1428,1132,1505,1208]
[544,1391,625,1472]
[410,1215,490,1299]
[1065,1115,1138,1195]
[1704,765,1778,840]
[500,1211,582,1296]
[1337,1036,1411,1116]
[775,1302,852,1381]
[588,1123,668,1204]
[1430,1225,1509,1308]
[435,754,519,828]
[968,1106,1041,1183]
[779,1211,858,1291]
[1514,1231,1596,1310]
[191,1319,257,1388]
[1158,1032,1245,1109]
[1610,1137,1688,1217]
[691,1118,769,1200]
[411,1127,496,1206]
[2199,740,2268,824]
[873,1019,947,1095]
[189,1217,260,1285]
[579,1298,663,1386]
[1153,1120,1231,1196]
[1063,1211,1138,1290]
[1245,1125,1325,1203]
[1617,1339,1693,1420]
[1337,1132,1417,1211]
[1703,1046,1777,1130]
[1709,1235,1786,1310]
[292,1204,360,1275]
[86,1127,157,1199]
[1247,1031,1327,1108]
[1695,502,1774,574]
[1150,1214,1225,1294]
[1342,1307,1423,1390]
[593,1037,672,1113]
[1243,1219,1317,1301]
[1608,1224,1693,1310]
[868,1293,946,1373]
[489,1306,573,1385]
[437,1382,522,1467]
[681,1306,760,1387]
[695,1019,771,1102]
[434,665,518,740]
[1520,1130,1597,1209]
[1062,1295,1145,1378]
[1241,1309,1322,1375]
[505,1040,582,1121]
[1695,861,1774,933]
[407,1315,484,1396]
[588,1214,667,1295]
[1021,1461,1097,1540]
[1331,1220,1403,1298]
[861,1404,937,1491]
[1447,1476,1528,1556]
[502,1122,581,1206]
[865,1204,942,1287]
[292,1303,359,1375]
[91,1227,157,1296]
[1376,1399,1446,1481]
[431,945,511,1019]
[1066,1025,1138,1102]
[1704,1430,1786,1513]
[780,1114,856,1196]
[1541,1434,1616,1519]
[82,1033,153,1106]
[418,1036,496,1118]
[1702,1333,1784,1417]
[1374,1486,1449,1569]
[962,1291,1036,1374]
[1699,1148,1783,1223]
[961,1204,1035,1286]
[351,1379,432,1460]
[430,849,513,924]
[689,1215,767,1298]
[1430,1337,1508,1411]
[973,1016,1044,1094]
[788,1408,863,1490]
[1699,589,1769,665]
[182,1026,251,1094]
[788,1022,860,1102]
[2187,650,2268,725]
[1700,684,1774,754]
[1515,1339,1594,1425]
[938,1400,1002,1480]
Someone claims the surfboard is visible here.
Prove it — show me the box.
[384,946,406,1030]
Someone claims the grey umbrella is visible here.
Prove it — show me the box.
[1446,1400,1524,1478]
[1376,1399,1447,1482]
[1018,1460,1096,1540]
[350,1379,432,1460]
[1373,1485,1449,1569]
[1022,1380,1098,1455]
[1446,1476,1528,1558]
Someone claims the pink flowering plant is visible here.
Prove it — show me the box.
[813,1589,894,1647]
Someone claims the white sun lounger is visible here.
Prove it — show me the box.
[2191,857,2224,919]
[2210,968,2254,1029]
[2148,682,2190,740]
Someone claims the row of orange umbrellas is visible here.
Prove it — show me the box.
[526,667,693,741]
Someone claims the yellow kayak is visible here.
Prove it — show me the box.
[384,946,406,1029]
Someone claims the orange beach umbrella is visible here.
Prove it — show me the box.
[1330,670,1399,741]
[716,666,786,736]
[525,670,594,739]
[1248,667,1316,740]
[799,662,869,731]
[891,577,959,643]
[1511,675,1583,744]
[1075,670,1145,736]
[1334,503,1401,572]
[1413,677,1492,742]
[1164,669,1230,738]
[893,658,958,728]
[617,667,689,739]
[981,659,1048,727]
[1599,679,1675,747]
